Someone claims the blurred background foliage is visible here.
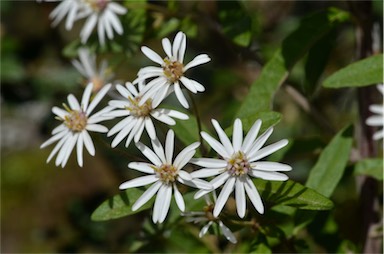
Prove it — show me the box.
[1,0,383,253]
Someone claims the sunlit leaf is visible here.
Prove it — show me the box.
[91,188,153,221]
[237,8,350,118]
[254,179,334,210]
[323,54,384,88]
[354,158,383,180]
[305,125,353,197]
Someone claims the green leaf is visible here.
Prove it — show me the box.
[254,179,334,210]
[304,28,337,95]
[323,54,384,88]
[354,158,383,180]
[306,125,353,197]
[237,8,350,118]
[91,188,153,221]
[218,1,253,47]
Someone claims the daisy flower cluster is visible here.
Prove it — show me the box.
[38,0,127,45]
[40,26,291,243]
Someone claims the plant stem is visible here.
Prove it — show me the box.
[348,1,381,253]
[188,91,207,156]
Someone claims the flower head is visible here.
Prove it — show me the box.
[79,0,127,45]
[119,130,212,223]
[191,119,291,218]
[134,31,211,108]
[104,82,189,148]
[40,83,112,167]
[182,192,237,244]
[41,0,127,45]
[72,48,113,92]
[366,84,384,140]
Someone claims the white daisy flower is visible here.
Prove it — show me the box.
[41,0,127,45]
[182,192,237,244]
[41,0,85,30]
[104,81,189,148]
[119,130,213,224]
[366,84,384,140]
[40,83,112,167]
[191,118,291,218]
[72,48,113,92]
[134,31,211,108]
[79,0,127,45]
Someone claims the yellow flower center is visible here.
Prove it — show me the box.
[126,96,152,117]
[154,164,178,184]
[83,0,109,12]
[63,109,88,132]
[226,151,250,176]
[163,58,184,83]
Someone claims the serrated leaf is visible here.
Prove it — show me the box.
[354,158,383,180]
[254,179,334,210]
[306,125,353,197]
[237,8,350,118]
[91,188,153,221]
[323,54,383,88]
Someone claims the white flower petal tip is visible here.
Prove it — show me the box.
[366,84,384,140]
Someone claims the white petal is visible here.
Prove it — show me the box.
[86,83,111,116]
[76,133,84,167]
[244,176,264,214]
[132,181,162,211]
[179,76,197,93]
[232,118,243,152]
[151,138,166,164]
[145,117,157,140]
[81,83,93,111]
[156,108,189,120]
[172,32,184,60]
[235,177,246,218]
[183,54,211,72]
[247,127,274,159]
[190,168,223,178]
[173,183,185,212]
[97,14,106,45]
[211,119,234,156]
[108,2,127,14]
[60,133,78,167]
[178,32,186,62]
[67,94,81,111]
[141,46,164,65]
[162,38,172,58]
[201,131,230,158]
[128,162,155,174]
[178,170,193,181]
[52,106,68,119]
[40,129,69,148]
[51,124,67,135]
[251,161,292,172]
[366,115,383,126]
[119,175,158,189]
[373,129,384,140]
[46,133,70,163]
[250,170,289,181]
[110,120,136,148]
[213,176,236,217]
[151,111,176,125]
[173,142,200,169]
[165,129,174,164]
[136,142,162,166]
[133,118,146,143]
[199,221,213,238]
[116,84,132,98]
[80,14,98,43]
[251,139,289,162]
[190,158,228,168]
[86,124,108,133]
[242,119,262,154]
[82,130,95,156]
[218,221,237,244]
[108,116,134,137]
[174,82,189,108]
[369,105,383,114]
